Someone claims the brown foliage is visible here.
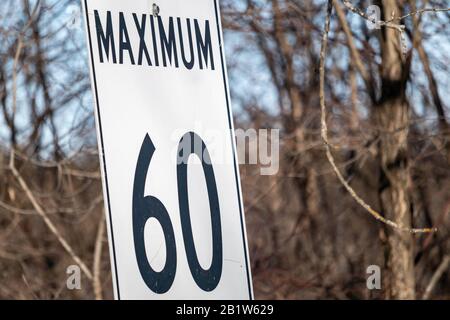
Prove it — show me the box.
[0,0,449,299]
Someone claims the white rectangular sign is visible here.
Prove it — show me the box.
[82,0,253,299]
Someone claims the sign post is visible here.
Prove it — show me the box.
[82,0,253,299]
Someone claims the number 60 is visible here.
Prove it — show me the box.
[132,132,223,294]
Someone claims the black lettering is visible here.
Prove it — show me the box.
[93,12,215,71]
[194,19,214,70]
[132,13,152,66]
[94,10,116,63]
[150,16,159,67]
[119,12,135,65]
[177,18,194,70]
[158,16,179,68]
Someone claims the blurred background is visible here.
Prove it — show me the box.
[0,0,449,299]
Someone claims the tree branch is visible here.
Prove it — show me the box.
[319,0,435,233]
[9,149,93,280]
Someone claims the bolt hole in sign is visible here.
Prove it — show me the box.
[81,0,253,299]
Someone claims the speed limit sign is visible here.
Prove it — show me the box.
[82,0,253,299]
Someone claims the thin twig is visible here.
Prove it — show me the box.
[341,0,405,32]
[333,0,374,100]
[422,255,450,299]
[93,217,105,300]
[319,0,435,234]
[11,0,41,143]
[11,38,23,128]
[340,1,449,58]
[9,149,93,280]
[389,7,450,22]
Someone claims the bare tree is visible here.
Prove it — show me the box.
[0,0,449,299]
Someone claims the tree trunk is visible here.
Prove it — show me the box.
[375,0,415,299]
